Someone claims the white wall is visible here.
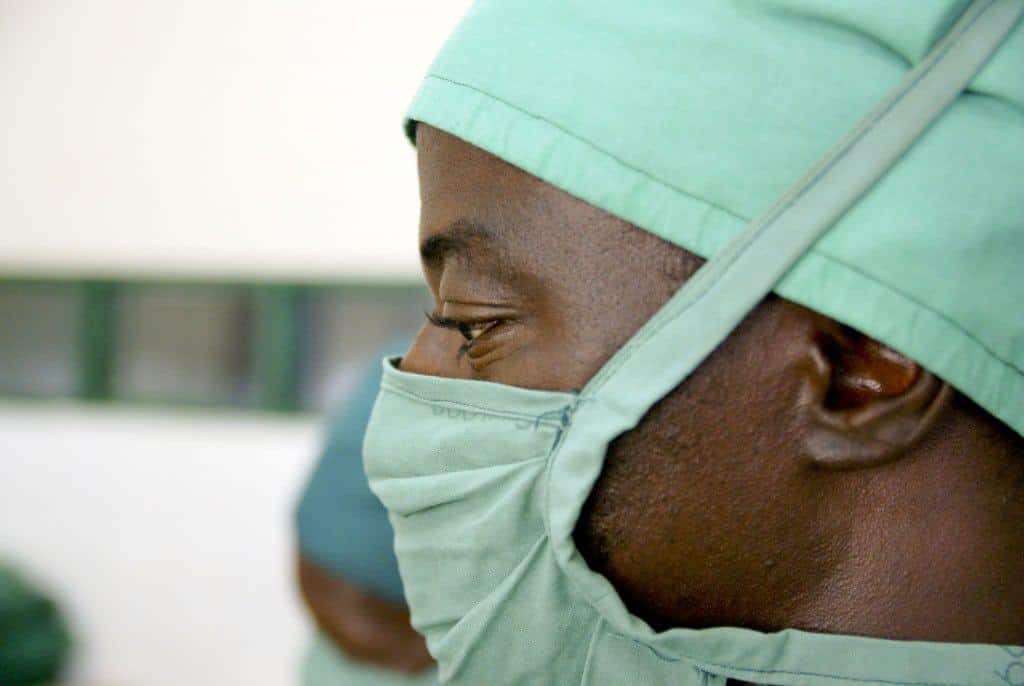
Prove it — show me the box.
[0,402,323,686]
[0,4,475,682]
[0,0,471,280]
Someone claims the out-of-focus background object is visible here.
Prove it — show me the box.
[0,1,470,684]
[0,0,454,280]
[0,563,72,684]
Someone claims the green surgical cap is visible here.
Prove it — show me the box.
[405,0,1024,437]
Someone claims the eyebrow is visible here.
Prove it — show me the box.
[419,219,497,267]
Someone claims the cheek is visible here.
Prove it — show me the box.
[487,328,589,391]
[489,297,626,392]
[399,323,474,380]
[573,339,829,631]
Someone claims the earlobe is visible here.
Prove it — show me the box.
[798,323,954,470]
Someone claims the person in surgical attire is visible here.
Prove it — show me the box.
[360,1,1024,685]
[295,342,436,686]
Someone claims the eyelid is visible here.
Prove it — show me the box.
[427,301,518,325]
[424,310,504,347]
[425,310,459,330]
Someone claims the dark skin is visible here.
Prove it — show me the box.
[296,553,432,674]
[301,123,1024,675]
[407,126,1024,640]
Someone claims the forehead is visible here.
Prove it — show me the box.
[414,124,621,266]
[416,124,528,197]
[416,125,543,243]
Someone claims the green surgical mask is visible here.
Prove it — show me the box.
[364,3,1024,684]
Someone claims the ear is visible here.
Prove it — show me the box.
[798,319,953,469]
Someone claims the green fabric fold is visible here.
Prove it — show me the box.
[405,0,1024,436]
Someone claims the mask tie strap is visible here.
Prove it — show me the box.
[548,0,1024,622]
[583,0,1023,401]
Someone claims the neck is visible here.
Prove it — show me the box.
[793,456,1024,645]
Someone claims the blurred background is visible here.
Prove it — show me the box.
[0,1,470,683]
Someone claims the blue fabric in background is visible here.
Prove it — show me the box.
[296,342,408,603]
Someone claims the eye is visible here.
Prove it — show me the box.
[457,320,499,343]
[425,311,500,346]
